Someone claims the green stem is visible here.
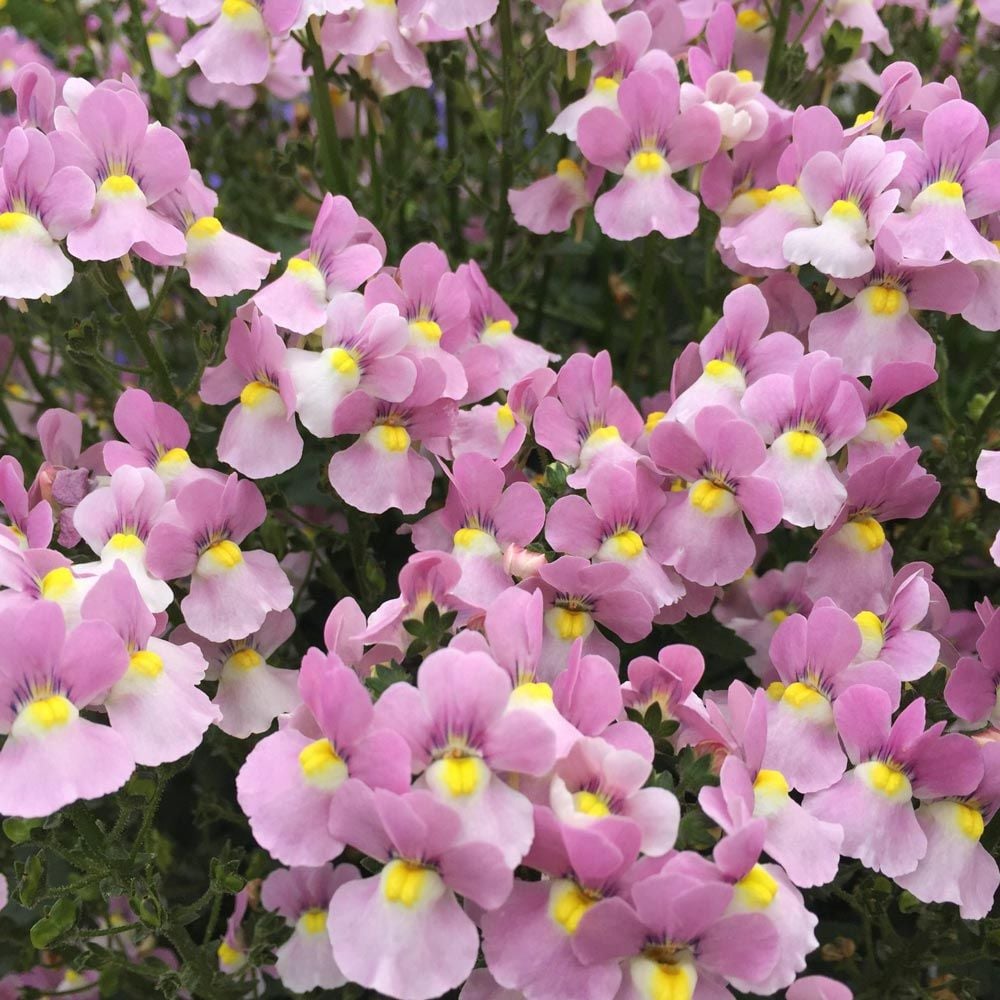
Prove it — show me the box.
[102,265,176,404]
[489,0,516,275]
[763,0,792,97]
[303,20,351,195]
[626,237,657,387]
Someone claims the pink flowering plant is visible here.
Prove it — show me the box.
[0,0,998,997]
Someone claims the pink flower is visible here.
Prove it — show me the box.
[0,455,53,551]
[0,126,94,299]
[761,602,899,793]
[261,864,360,992]
[805,685,983,877]
[578,70,721,240]
[0,601,133,817]
[374,647,556,867]
[237,648,411,865]
[53,85,190,262]
[741,351,866,529]
[81,564,219,766]
[285,293,415,438]
[411,453,545,608]
[328,787,512,999]
[254,193,385,334]
[145,473,293,642]
[200,306,303,479]
[648,406,782,585]
[535,0,634,50]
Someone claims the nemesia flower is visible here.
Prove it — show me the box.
[780,136,903,279]
[0,601,133,817]
[666,283,803,427]
[0,545,94,627]
[175,609,299,737]
[680,70,768,151]
[364,241,470,401]
[328,787,512,1000]
[254,193,385,334]
[145,473,293,642]
[895,741,1000,919]
[455,260,558,389]
[374,647,556,867]
[154,171,278,297]
[328,369,457,515]
[740,351,866,529]
[886,99,1000,264]
[533,555,655,672]
[510,159,601,236]
[578,70,721,240]
[72,465,173,613]
[482,815,643,1000]
[851,566,940,682]
[260,864,360,991]
[805,448,940,614]
[719,105,844,270]
[535,0,633,50]
[701,822,818,993]
[410,0,499,32]
[549,736,679,855]
[621,642,704,727]
[805,685,984,876]
[761,602,899,792]
[216,887,252,974]
[177,0,299,85]
[200,306,303,479]
[411,452,545,608]
[0,455,53,550]
[81,564,219,766]
[236,647,410,865]
[285,293,415,438]
[807,238,976,376]
[787,976,853,1000]
[846,362,936,471]
[0,126,94,300]
[945,609,1000,728]
[721,562,813,682]
[611,855,780,1000]
[53,85,190,262]
[103,388,202,493]
[545,462,684,610]
[534,351,643,489]
[648,406,783,586]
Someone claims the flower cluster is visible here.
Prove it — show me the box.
[0,0,997,997]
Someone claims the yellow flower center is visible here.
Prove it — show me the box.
[381,860,436,908]
[239,380,277,408]
[735,69,754,82]
[631,150,668,175]
[644,410,665,434]
[608,528,644,559]
[40,567,75,600]
[592,76,619,93]
[550,607,590,641]
[158,447,190,465]
[849,516,886,551]
[782,681,826,709]
[736,8,766,29]
[854,110,875,127]
[867,284,906,316]
[953,802,985,841]
[829,198,862,220]
[411,319,443,343]
[129,650,164,678]
[735,865,779,909]
[298,738,345,781]
[100,174,141,198]
[871,410,907,438]
[299,908,327,934]
[784,429,823,458]
[0,211,33,232]
[287,256,321,277]
[187,216,222,239]
[864,760,909,798]
[496,403,516,430]
[108,531,144,551]
[24,694,74,730]
[437,755,486,797]
[688,479,732,514]
[549,881,598,934]
[329,347,360,375]
[377,424,411,452]
[203,539,243,569]
[753,769,790,795]
[573,790,611,817]
[229,648,262,671]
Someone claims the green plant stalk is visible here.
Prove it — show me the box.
[304,20,351,196]
[763,0,792,97]
[490,0,516,274]
[626,236,657,387]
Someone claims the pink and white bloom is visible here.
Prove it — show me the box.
[741,351,866,529]
[648,406,783,586]
[254,194,385,334]
[145,474,293,642]
[237,648,410,865]
[200,306,303,479]
[578,70,721,240]
[81,564,219,767]
[261,864,360,992]
[328,787,512,1000]
[805,685,984,877]
[0,126,94,299]
[0,601,133,817]
[374,647,556,867]
[285,293,415,437]
[53,85,190,262]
